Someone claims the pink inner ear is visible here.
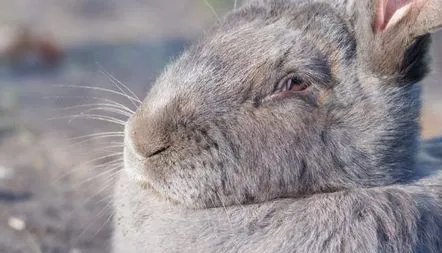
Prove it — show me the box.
[376,0,411,31]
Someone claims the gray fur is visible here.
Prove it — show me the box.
[113,0,442,252]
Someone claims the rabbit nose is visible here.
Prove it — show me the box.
[127,109,171,159]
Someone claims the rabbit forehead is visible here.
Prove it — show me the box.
[144,1,354,113]
[161,5,350,95]
[156,25,299,102]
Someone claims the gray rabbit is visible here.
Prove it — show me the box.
[113,0,442,252]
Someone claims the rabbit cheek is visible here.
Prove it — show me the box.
[144,160,224,208]
[134,133,227,207]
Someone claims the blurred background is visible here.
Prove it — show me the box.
[0,1,440,252]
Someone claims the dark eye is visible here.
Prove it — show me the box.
[275,74,310,93]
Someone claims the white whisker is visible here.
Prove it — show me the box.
[97,144,124,151]
[101,72,139,108]
[65,173,116,226]
[96,63,142,106]
[78,201,113,239]
[79,173,118,208]
[52,113,127,126]
[57,103,134,116]
[70,132,124,141]
[53,158,123,184]
[84,159,124,173]
[203,0,220,21]
[93,213,114,238]
[88,142,124,152]
[96,194,114,205]
[71,165,122,189]
[74,113,127,126]
[70,136,124,147]
[83,153,123,166]
[53,85,141,105]
[47,95,135,114]
[215,192,233,229]
[79,107,133,118]
[100,141,124,146]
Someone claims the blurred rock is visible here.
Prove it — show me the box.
[0,165,13,180]
[0,25,17,58]
[0,191,32,202]
[0,26,63,69]
[8,216,26,231]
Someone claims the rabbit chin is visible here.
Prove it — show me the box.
[123,125,149,183]
[123,148,145,182]
[123,127,170,200]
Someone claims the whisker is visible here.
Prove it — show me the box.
[77,201,113,239]
[70,136,124,147]
[70,165,122,189]
[78,115,126,125]
[65,173,116,228]
[54,158,123,184]
[216,192,233,229]
[100,71,139,109]
[93,213,114,238]
[54,107,131,124]
[87,142,124,152]
[96,63,142,105]
[96,194,114,205]
[203,0,220,21]
[79,107,133,118]
[97,144,124,151]
[70,132,125,141]
[82,153,124,166]
[51,114,127,126]
[234,0,238,10]
[72,113,127,126]
[78,159,123,176]
[57,103,134,116]
[78,173,117,208]
[53,85,141,105]
[47,95,135,114]
[100,141,124,146]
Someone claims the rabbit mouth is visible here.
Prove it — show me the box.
[146,146,170,158]
[123,145,147,182]
[123,125,171,195]
[123,125,149,182]
[123,137,169,200]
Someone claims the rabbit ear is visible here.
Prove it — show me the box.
[375,0,442,34]
[355,0,442,80]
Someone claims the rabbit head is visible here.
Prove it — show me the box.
[123,0,442,208]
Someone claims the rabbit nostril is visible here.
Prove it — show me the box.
[146,146,170,158]
[128,103,174,159]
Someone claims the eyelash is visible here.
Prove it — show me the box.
[256,73,313,105]
[273,73,311,94]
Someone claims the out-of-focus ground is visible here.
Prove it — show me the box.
[0,1,440,252]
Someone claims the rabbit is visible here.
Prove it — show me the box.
[113,0,442,252]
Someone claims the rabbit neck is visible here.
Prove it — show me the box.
[113,171,442,253]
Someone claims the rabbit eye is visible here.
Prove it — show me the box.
[275,74,310,94]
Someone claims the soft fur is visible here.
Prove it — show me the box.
[113,0,442,252]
